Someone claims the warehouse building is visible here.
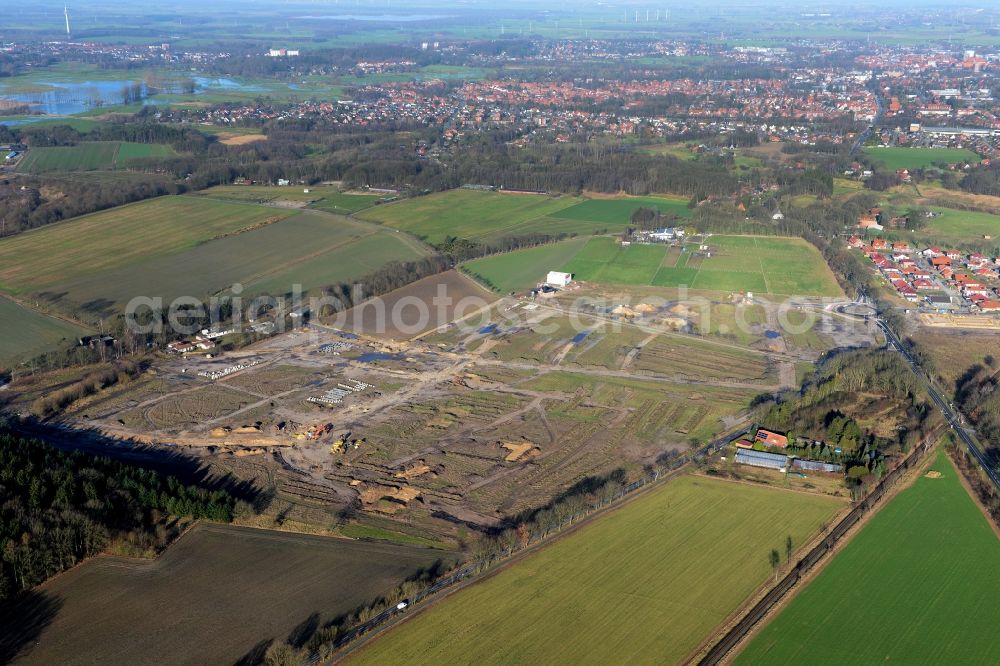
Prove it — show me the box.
[734,448,788,471]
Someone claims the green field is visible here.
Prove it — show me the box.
[0,296,90,366]
[241,228,427,297]
[462,237,590,292]
[0,196,290,296]
[194,185,379,214]
[16,141,175,173]
[356,189,581,244]
[863,146,980,171]
[309,191,382,214]
[550,195,693,226]
[921,206,1000,245]
[8,524,447,665]
[560,235,843,296]
[737,450,1000,665]
[356,475,842,664]
[0,197,426,316]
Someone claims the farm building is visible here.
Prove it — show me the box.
[755,428,789,448]
[735,448,789,471]
[546,271,573,287]
[791,459,844,474]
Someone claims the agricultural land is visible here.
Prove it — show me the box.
[862,146,981,171]
[461,237,590,293]
[552,235,843,297]
[354,475,843,665]
[548,194,693,224]
[16,141,175,173]
[736,450,1000,665]
[7,524,448,665]
[0,196,427,319]
[0,296,90,366]
[356,189,583,244]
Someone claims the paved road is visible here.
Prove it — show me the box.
[851,90,884,154]
[874,317,1000,489]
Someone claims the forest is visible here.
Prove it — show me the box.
[0,427,240,600]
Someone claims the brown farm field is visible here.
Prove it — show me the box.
[909,328,1000,395]
[5,524,447,665]
[335,270,498,340]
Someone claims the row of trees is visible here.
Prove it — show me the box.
[0,174,182,236]
[954,358,1000,460]
[0,427,240,600]
[30,359,142,418]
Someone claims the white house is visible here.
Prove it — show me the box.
[546,271,573,287]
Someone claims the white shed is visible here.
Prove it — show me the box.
[546,271,572,287]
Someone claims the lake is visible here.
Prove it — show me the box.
[0,76,261,120]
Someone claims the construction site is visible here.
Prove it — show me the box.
[15,281,877,544]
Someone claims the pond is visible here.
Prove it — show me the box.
[192,76,266,93]
[357,352,405,363]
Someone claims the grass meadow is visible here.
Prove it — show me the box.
[921,206,1000,246]
[356,190,581,244]
[559,235,842,297]
[193,185,381,214]
[16,141,175,173]
[863,146,980,171]
[550,195,693,224]
[461,237,590,292]
[356,475,842,664]
[0,297,90,366]
[736,450,1000,665]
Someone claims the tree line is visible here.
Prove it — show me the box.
[0,427,240,600]
[753,349,941,495]
[0,174,182,236]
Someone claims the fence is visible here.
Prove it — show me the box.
[698,435,934,665]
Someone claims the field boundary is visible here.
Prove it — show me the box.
[947,445,1000,541]
[694,430,940,665]
[322,422,755,664]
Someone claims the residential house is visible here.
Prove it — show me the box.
[754,428,789,448]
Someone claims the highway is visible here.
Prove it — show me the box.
[874,317,1000,490]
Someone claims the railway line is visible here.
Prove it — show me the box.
[699,308,999,664]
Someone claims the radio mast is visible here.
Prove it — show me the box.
[65,5,72,38]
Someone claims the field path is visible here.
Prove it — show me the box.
[621,332,660,370]
[473,358,782,391]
